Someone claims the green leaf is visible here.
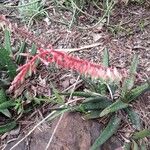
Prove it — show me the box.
[100,100,128,117]
[83,96,111,103]
[80,98,112,111]
[97,80,108,95]
[0,88,7,103]
[130,55,138,75]
[51,84,64,104]
[125,107,141,130]
[16,41,27,64]
[30,43,37,55]
[60,91,99,98]
[83,110,102,119]
[102,48,109,67]
[132,140,139,150]
[0,46,17,79]
[0,100,16,110]
[0,88,11,117]
[81,75,99,92]
[107,83,118,96]
[47,108,71,122]
[132,129,150,140]
[90,115,121,150]
[121,55,138,97]
[0,121,16,134]
[0,109,11,118]
[4,28,12,55]
[123,142,131,150]
[125,83,150,103]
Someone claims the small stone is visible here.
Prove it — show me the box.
[62,80,70,89]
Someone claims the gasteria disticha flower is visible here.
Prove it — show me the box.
[9,47,126,91]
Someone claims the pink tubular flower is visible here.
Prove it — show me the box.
[9,48,126,92]
[0,15,126,92]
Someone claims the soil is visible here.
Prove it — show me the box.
[0,1,150,150]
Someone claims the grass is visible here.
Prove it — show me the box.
[1,0,115,29]
[0,0,47,27]
[52,0,115,29]
[18,0,46,26]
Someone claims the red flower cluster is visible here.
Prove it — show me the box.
[0,15,126,92]
[9,47,126,91]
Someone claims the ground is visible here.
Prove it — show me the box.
[0,0,150,150]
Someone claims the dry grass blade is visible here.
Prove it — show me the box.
[55,42,102,52]
[45,114,64,150]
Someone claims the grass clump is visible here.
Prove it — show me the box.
[18,0,46,26]
[52,0,115,28]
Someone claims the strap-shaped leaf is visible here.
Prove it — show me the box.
[97,83,107,95]
[46,108,71,122]
[0,109,11,118]
[125,82,150,103]
[102,48,109,67]
[4,28,12,55]
[30,43,37,55]
[131,140,139,150]
[100,100,128,117]
[80,100,112,111]
[121,55,138,97]
[129,55,139,76]
[90,115,121,150]
[81,75,100,92]
[0,46,17,78]
[0,121,16,134]
[0,100,16,110]
[51,84,64,104]
[125,107,141,130]
[0,88,11,117]
[132,129,150,140]
[83,96,111,103]
[16,41,27,64]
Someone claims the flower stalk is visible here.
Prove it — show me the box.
[9,47,126,91]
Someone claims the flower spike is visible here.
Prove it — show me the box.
[9,48,127,91]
